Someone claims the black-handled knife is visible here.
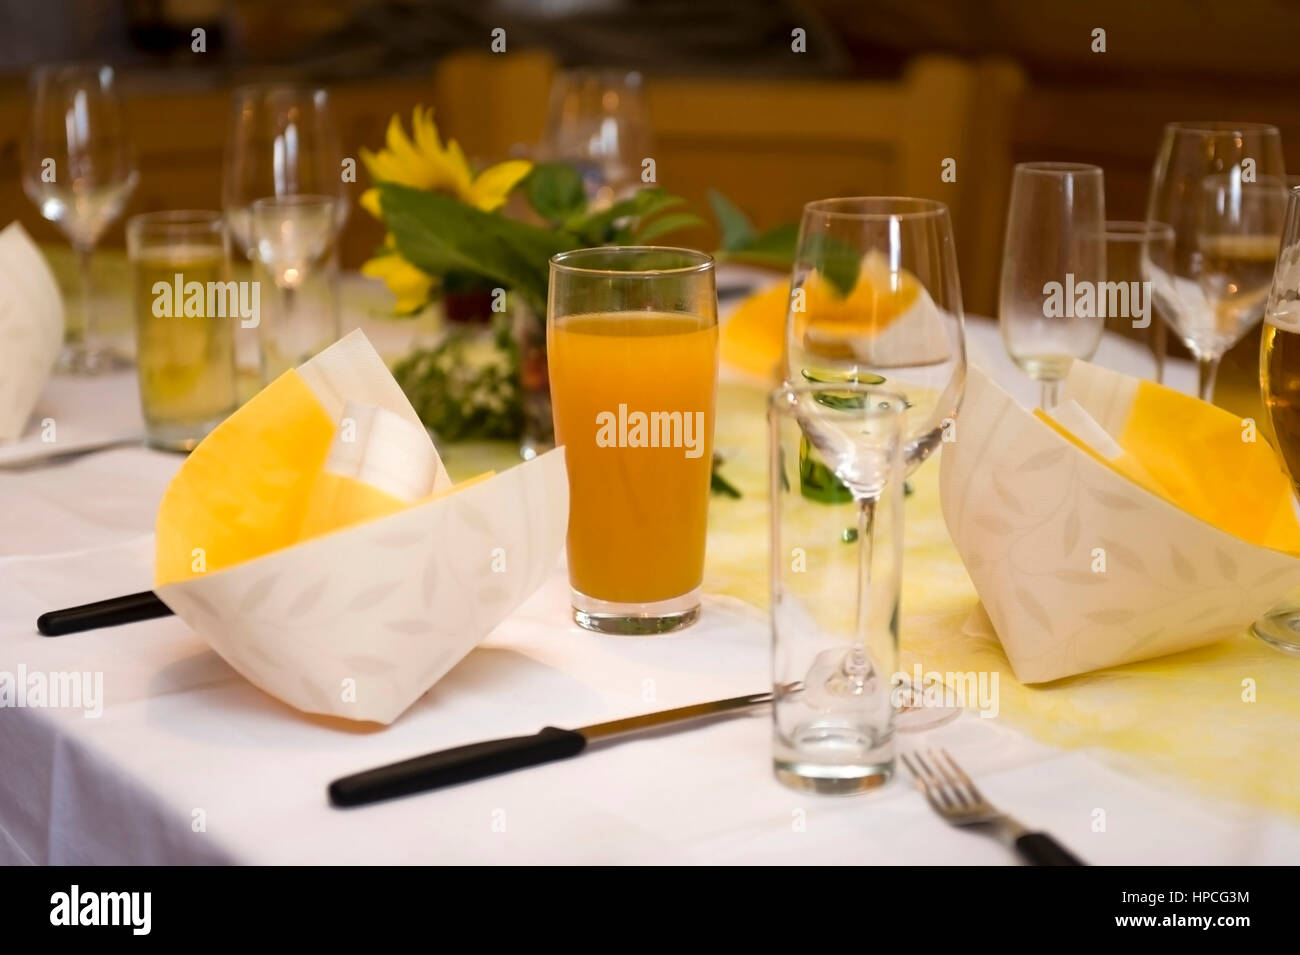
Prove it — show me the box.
[328,689,773,807]
[37,590,172,636]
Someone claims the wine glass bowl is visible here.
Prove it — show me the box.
[1146,121,1286,401]
[222,85,346,258]
[783,197,966,474]
[998,162,1106,407]
[1253,184,1300,654]
[541,69,652,207]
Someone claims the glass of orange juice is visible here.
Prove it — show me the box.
[548,247,718,634]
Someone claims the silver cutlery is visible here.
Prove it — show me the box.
[901,748,1085,865]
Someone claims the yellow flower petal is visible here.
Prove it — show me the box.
[361,252,435,314]
[363,106,534,217]
[359,188,381,219]
[469,159,533,212]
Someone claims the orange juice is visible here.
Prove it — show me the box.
[549,311,718,603]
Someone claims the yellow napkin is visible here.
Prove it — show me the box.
[1036,379,1300,554]
[156,374,484,586]
[721,256,944,380]
[720,280,789,380]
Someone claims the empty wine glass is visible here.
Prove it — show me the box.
[1146,122,1286,402]
[541,69,652,208]
[222,85,346,259]
[999,163,1106,407]
[249,195,341,382]
[783,196,966,730]
[24,63,138,373]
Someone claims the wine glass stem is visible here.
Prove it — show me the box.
[850,496,877,681]
[74,242,94,348]
[1040,379,1062,409]
[1197,355,1220,403]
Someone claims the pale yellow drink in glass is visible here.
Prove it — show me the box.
[127,212,238,452]
[547,247,719,634]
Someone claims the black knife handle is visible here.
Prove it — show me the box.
[37,590,173,636]
[1015,832,1085,866]
[329,727,588,807]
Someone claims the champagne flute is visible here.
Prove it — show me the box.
[1146,122,1286,402]
[23,63,138,373]
[222,85,346,259]
[1255,184,1300,654]
[999,163,1106,407]
[783,197,966,730]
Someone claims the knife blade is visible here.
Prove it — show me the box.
[328,689,773,808]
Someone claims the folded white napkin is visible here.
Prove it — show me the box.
[0,222,64,441]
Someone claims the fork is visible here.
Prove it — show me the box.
[900,749,1085,866]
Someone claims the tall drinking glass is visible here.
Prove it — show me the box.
[548,247,718,634]
[126,211,238,452]
[783,196,964,730]
[1104,220,1175,380]
[24,63,138,373]
[1255,184,1300,654]
[249,194,342,381]
[1146,122,1286,402]
[999,163,1106,407]
[770,382,906,792]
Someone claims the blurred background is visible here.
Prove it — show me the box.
[2,0,1298,396]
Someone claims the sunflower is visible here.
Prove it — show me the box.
[360,106,532,310]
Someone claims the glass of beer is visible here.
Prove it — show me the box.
[126,210,239,451]
[548,247,718,634]
[1256,184,1300,653]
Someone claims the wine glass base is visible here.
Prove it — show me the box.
[892,674,963,732]
[56,343,131,376]
[1251,611,1300,655]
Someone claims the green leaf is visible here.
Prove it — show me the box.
[634,212,706,242]
[798,435,853,504]
[564,188,687,244]
[710,467,742,499]
[708,189,757,250]
[804,231,861,297]
[379,182,573,313]
[526,163,587,223]
[717,223,798,269]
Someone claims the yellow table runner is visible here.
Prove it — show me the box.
[447,376,1300,820]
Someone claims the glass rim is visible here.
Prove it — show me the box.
[801,196,948,221]
[1014,161,1103,177]
[549,246,714,277]
[1106,219,1175,240]
[126,209,224,237]
[1163,120,1280,136]
[29,61,116,82]
[230,81,329,100]
[555,66,644,86]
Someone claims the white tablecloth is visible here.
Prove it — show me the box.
[3,317,1297,865]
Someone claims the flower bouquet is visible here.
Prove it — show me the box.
[360,107,795,452]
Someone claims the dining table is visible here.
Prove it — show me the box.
[2,267,1298,866]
